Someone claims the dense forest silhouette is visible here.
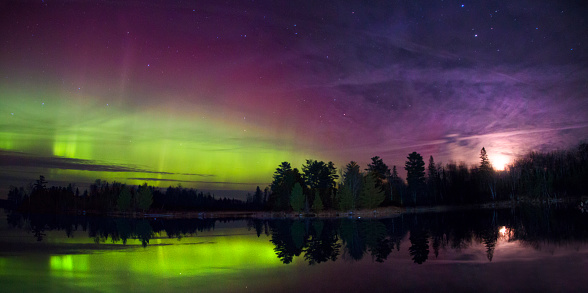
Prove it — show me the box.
[266,143,588,212]
[5,205,587,264]
[6,211,223,247]
[4,143,588,214]
[251,205,588,264]
[5,178,251,214]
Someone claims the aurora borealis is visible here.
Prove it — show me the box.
[1,0,587,197]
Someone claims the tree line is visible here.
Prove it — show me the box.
[5,143,587,213]
[7,177,155,214]
[259,204,588,264]
[6,177,250,214]
[7,206,587,264]
[6,211,221,247]
[264,143,588,211]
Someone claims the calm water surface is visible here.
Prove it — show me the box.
[1,206,587,292]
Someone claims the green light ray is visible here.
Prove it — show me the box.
[1,84,322,190]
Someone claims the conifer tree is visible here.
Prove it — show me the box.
[312,190,323,212]
[136,183,153,212]
[479,147,496,200]
[359,173,385,209]
[117,185,132,212]
[338,183,354,211]
[342,161,362,209]
[290,183,304,212]
[480,147,492,174]
[405,152,426,205]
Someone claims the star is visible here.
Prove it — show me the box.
[1,0,586,200]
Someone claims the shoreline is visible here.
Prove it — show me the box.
[111,197,581,220]
[6,196,582,220]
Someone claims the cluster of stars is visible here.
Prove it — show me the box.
[1,0,586,193]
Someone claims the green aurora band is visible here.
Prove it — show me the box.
[0,228,286,292]
[1,83,325,193]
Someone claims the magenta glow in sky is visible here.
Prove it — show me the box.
[1,0,587,195]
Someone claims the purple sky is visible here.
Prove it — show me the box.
[1,0,587,195]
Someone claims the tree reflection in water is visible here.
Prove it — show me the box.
[408,226,429,264]
[6,204,588,265]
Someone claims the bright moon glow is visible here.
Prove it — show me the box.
[1,1,587,195]
[490,154,510,171]
[498,226,513,241]
[499,226,507,235]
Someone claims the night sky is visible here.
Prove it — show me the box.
[1,0,587,197]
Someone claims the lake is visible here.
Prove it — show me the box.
[1,205,587,292]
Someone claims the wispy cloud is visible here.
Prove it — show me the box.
[0,150,215,176]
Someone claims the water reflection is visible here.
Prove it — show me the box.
[408,227,429,264]
[4,205,588,265]
[268,219,341,265]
